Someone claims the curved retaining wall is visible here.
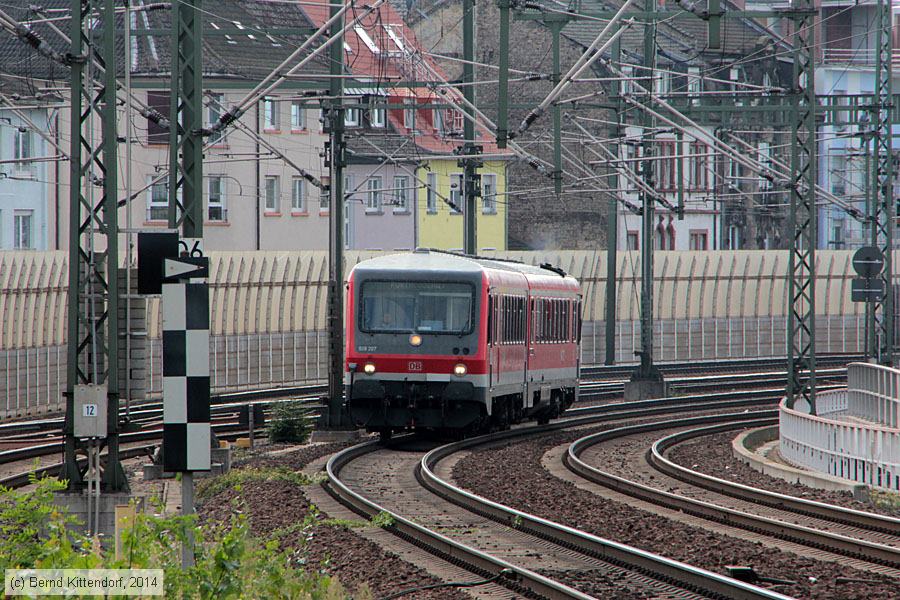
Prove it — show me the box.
[780,364,900,492]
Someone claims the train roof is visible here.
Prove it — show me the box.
[350,250,580,288]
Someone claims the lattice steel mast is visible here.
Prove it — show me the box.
[874,0,893,366]
[63,0,127,491]
[168,0,204,239]
[786,0,817,411]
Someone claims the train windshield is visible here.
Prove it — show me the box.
[360,281,474,334]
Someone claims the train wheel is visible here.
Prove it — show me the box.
[378,429,392,443]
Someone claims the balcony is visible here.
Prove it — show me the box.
[822,47,900,68]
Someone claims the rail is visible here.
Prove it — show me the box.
[779,362,900,492]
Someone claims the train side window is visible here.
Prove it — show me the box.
[500,295,505,344]
[519,297,525,343]
[502,295,509,344]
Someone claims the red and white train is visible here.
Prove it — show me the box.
[344,250,582,438]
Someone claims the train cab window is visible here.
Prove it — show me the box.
[360,281,473,334]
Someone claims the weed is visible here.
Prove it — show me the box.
[268,401,314,444]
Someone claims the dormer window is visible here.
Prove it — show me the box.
[403,98,416,130]
[370,100,386,128]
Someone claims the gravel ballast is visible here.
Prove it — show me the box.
[198,442,469,600]
[452,427,900,600]
[667,430,900,518]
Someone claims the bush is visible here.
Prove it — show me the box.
[0,476,346,599]
[267,401,314,444]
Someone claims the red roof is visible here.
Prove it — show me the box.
[298,0,506,156]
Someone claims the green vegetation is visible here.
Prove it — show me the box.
[196,466,313,502]
[267,401,315,444]
[0,475,347,599]
[368,511,395,529]
[870,489,900,511]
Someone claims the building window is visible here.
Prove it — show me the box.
[208,176,226,221]
[207,92,224,144]
[730,67,742,106]
[343,174,354,209]
[403,98,415,130]
[758,141,772,189]
[728,225,741,250]
[147,90,170,144]
[393,175,409,212]
[449,173,463,214]
[14,129,33,163]
[482,173,497,214]
[433,108,444,135]
[689,230,708,250]
[426,172,437,214]
[344,175,352,248]
[688,142,709,191]
[13,211,33,249]
[370,99,386,128]
[292,177,306,212]
[621,65,633,95]
[654,141,676,191]
[687,66,701,105]
[366,176,382,213]
[320,183,329,212]
[626,231,639,250]
[654,70,671,97]
[345,102,360,127]
[147,178,168,221]
[291,102,306,130]
[263,96,279,130]
[264,175,280,212]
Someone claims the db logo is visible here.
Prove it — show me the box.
[408,361,423,371]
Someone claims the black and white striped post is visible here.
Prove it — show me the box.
[161,247,209,568]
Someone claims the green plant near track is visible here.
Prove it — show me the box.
[369,511,395,529]
[870,489,900,512]
[0,476,347,599]
[267,401,315,444]
[196,466,313,502]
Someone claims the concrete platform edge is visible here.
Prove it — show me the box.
[732,425,868,498]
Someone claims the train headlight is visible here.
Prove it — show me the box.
[453,363,467,376]
[409,333,423,347]
[363,362,376,375]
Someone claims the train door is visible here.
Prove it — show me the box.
[488,293,495,390]
[525,294,535,409]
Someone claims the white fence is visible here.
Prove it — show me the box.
[846,362,900,429]
[780,364,900,492]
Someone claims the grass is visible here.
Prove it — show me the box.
[196,466,314,501]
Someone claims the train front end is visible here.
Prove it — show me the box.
[345,252,487,437]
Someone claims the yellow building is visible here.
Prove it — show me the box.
[416,159,508,251]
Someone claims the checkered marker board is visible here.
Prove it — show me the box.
[162,280,211,472]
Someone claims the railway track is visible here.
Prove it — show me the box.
[0,354,856,444]
[0,358,872,597]
[565,414,900,574]
[324,390,806,599]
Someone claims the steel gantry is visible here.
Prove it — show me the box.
[63,0,127,491]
